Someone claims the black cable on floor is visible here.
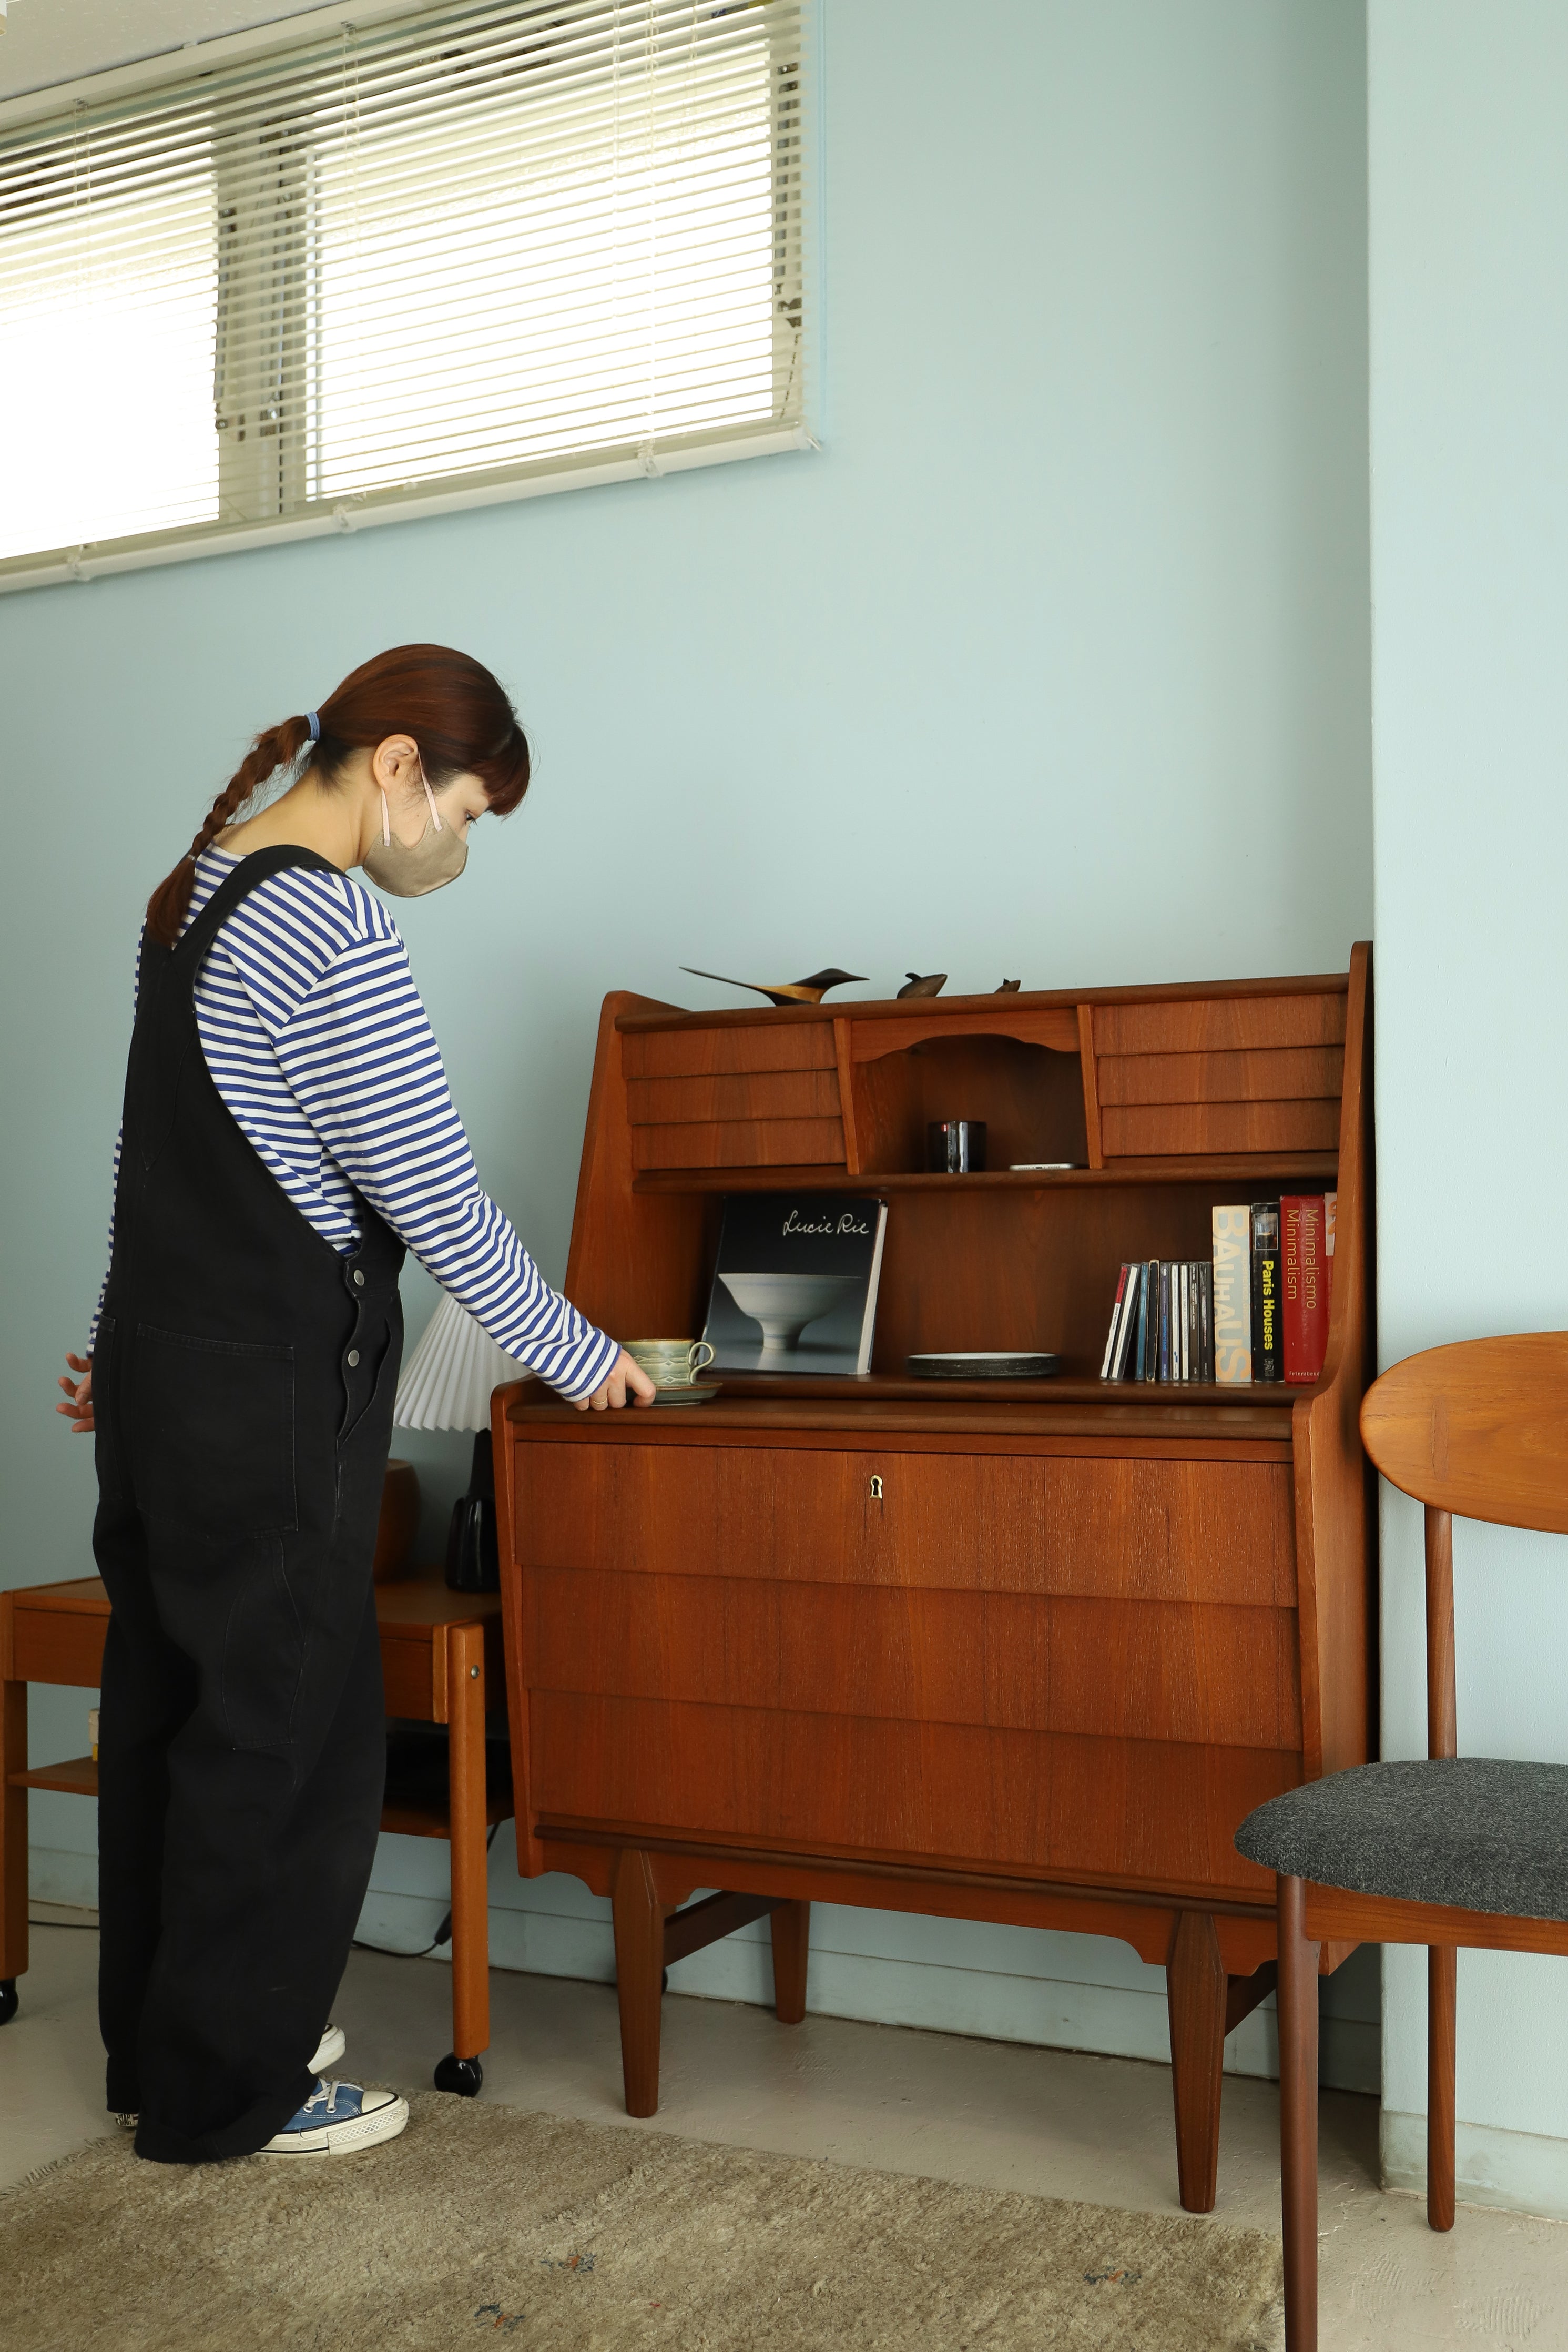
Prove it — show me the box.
[351,1823,500,1959]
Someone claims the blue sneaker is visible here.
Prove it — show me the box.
[262,2077,409,2157]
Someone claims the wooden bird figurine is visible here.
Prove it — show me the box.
[681,965,867,1008]
[898,971,948,999]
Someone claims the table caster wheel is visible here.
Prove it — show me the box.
[0,1980,17,2026]
[434,2053,483,2096]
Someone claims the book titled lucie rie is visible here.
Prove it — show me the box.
[701,1192,889,1377]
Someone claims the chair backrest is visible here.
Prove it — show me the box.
[1360,1333,1568,1536]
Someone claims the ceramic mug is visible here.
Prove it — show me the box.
[625,1338,716,1387]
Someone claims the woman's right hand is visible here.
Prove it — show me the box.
[56,1352,94,1434]
[576,1347,658,1412]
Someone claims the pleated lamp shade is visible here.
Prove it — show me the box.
[393,1290,530,1432]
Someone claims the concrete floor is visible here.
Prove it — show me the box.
[5,1907,1567,2351]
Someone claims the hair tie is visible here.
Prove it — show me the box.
[306,711,321,743]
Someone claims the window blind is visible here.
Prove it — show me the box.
[0,0,807,589]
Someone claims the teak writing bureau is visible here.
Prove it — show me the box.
[493,947,1374,2212]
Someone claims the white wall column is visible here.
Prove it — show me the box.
[1369,0,1568,2215]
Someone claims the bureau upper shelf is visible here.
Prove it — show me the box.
[563,951,1369,1393]
[633,1155,1340,1194]
[617,975,1350,1179]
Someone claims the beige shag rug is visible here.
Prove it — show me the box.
[1,2094,1283,2350]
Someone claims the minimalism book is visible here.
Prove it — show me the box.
[701,1193,889,1376]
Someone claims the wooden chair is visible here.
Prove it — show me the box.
[1234,1333,1568,2350]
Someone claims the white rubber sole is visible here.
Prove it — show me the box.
[262,2088,410,2158]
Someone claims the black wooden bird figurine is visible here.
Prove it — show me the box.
[681,965,867,1007]
[898,971,948,999]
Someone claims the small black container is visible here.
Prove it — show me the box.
[927,1119,986,1173]
[445,1428,500,1593]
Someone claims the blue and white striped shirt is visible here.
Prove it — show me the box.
[93,846,617,1404]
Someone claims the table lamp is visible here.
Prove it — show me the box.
[394,1291,528,1591]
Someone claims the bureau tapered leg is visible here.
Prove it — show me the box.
[612,1847,665,2117]
[769,1900,810,2023]
[1166,1909,1227,2213]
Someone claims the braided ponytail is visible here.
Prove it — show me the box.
[145,716,315,947]
[145,647,529,949]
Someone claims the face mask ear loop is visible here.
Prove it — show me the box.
[378,787,392,849]
[421,773,444,833]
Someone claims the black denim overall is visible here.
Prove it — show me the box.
[92,847,405,2163]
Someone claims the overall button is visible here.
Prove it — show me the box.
[347,1349,361,1367]
[353,1270,365,1288]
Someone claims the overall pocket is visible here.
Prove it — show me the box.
[131,1325,297,1537]
[221,1536,306,1751]
[149,1532,308,1755]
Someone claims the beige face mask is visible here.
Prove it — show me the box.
[362,775,469,898]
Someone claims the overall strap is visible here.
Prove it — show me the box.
[172,844,343,966]
[160,840,400,1265]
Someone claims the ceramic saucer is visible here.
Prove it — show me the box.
[649,1381,722,1407]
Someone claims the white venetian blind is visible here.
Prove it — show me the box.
[0,0,806,587]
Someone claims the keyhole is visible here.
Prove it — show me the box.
[869,1475,884,1501]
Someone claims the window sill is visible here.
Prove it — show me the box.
[0,420,818,596]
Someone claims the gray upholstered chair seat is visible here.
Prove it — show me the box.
[1235,1757,1568,1923]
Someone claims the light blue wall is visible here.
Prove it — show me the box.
[3,1,1376,2086]
[1369,0,1568,2213]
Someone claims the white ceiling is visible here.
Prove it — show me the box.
[0,2,323,103]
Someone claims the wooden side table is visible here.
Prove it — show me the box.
[0,1570,509,2093]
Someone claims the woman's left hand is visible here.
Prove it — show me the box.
[577,1348,658,1412]
[56,1352,94,1433]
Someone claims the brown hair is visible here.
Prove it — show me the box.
[145,643,531,946]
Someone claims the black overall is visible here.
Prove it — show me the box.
[92,847,405,2164]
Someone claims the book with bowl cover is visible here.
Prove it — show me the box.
[701,1193,889,1376]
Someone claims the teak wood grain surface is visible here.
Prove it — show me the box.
[493,948,1376,2214]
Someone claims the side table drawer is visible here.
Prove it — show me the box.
[7,1603,108,1689]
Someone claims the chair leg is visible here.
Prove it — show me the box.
[1278,1875,1321,2352]
[769,1899,810,2024]
[612,1847,665,2119]
[1428,1944,1457,2232]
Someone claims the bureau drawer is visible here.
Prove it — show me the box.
[532,1694,1291,1897]
[525,1570,1302,1751]
[512,1443,1296,1607]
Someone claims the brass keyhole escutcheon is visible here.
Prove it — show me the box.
[869,1475,883,1501]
